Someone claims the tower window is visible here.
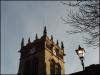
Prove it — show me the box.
[31,58,38,75]
[50,60,61,75]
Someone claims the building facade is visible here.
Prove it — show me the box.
[69,64,100,75]
[17,26,65,75]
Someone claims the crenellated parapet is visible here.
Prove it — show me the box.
[19,26,65,60]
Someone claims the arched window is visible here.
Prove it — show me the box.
[55,63,61,75]
[50,60,61,75]
[31,58,38,75]
[50,60,55,75]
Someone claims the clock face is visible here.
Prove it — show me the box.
[30,48,36,54]
[53,49,56,55]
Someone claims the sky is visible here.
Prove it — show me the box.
[1,1,99,74]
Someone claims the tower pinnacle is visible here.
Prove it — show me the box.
[61,41,64,49]
[21,38,24,48]
[51,35,53,40]
[43,26,47,36]
[35,33,38,40]
[57,40,59,45]
[28,37,31,43]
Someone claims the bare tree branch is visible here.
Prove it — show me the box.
[62,1,100,47]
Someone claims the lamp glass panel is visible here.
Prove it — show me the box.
[79,53,83,57]
[78,50,85,57]
[78,50,83,54]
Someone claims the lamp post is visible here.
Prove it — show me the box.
[75,45,85,71]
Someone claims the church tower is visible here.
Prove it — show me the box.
[18,26,65,75]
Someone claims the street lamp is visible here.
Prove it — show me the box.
[75,45,85,71]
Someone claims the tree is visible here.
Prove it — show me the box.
[62,1,100,47]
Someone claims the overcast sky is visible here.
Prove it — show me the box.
[1,1,99,74]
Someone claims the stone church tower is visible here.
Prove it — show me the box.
[18,26,65,75]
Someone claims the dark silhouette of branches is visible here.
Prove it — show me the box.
[62,1,100,47]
